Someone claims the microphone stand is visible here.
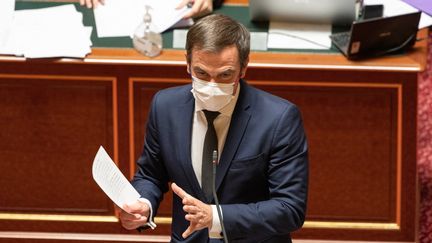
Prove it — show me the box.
[212,150,228,243]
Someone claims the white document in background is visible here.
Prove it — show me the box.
[94,0,191,38]
[0,0,15,54]
[268,22,331,50]
[1,4,92,58]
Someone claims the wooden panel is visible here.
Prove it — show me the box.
[0,232,169,243]
[254,82,398,222]
[0,75,115,215]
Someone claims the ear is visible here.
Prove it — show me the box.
[185,54,191,74]
[240,57,249,78]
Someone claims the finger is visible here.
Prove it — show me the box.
[183,2,201,19]
[191,0,204,12]
[185,213,201,222]
[119,206,140,220]
[182,224,195,239]
[120,210,135,220]
[99,0,105,5]
[124,201,148,214]
[171,183,190,200]
[182,0,204,18]
[183,205,199,214]
[121,216,148,230]
[120,207,148,230]
[85,0,92,8]
[92,0,100,8]
[79,0,85,6]
[176,0,189,9]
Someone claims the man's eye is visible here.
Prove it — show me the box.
[197,72,207,77]
[221,73,232,79]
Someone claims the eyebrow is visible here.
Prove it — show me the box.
[193,67,207,73]
[219,69,235,74]
[193,66,237,78]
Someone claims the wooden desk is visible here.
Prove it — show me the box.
[0,1,427,242]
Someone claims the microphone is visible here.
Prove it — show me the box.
[212,150,228,243]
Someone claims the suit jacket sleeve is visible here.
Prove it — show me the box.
[131,91,169,219]
[222,105,309,240]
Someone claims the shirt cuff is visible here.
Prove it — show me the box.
[209,205,223,239]
[137,198,157,229]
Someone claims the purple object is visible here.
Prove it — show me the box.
[402,0,432,16]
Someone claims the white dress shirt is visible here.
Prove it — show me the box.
[191,83,240,238]
[141,83,240,236]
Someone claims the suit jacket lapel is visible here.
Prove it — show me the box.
[216,80,252,191]
[174,93,206,200]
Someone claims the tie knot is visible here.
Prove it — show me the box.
[203,110,220,123]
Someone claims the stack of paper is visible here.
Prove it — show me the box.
[0,4,92,58]
[0,0,15,54]
[94,0,193,38]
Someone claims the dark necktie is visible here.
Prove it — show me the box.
[202,110,220,203]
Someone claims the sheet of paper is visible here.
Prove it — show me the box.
[1,4,92,58]
[24,26,92,58]
[92,146,141,210]
[250,32,268,51]
[0,0,15,54]
[268,22,331,50]
[173,29,188,49]
[94,0,191,38]
[364,0,432,28]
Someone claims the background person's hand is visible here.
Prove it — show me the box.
[79,0,105,9]
[171,183,213,238]
[119,200,150,230]
[176,0,213,19]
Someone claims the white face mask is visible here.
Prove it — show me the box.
[191,76,235,112]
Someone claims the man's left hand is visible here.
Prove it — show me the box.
[171,183,213,239]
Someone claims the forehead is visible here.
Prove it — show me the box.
[190,45,240,68]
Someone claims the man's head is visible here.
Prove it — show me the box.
[185,14,250,84]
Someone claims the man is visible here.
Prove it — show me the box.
[119,14,309,243]
[79,0,223,19]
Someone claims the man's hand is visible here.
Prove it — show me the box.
[79,0,105,9]
[119,200,150,230]
[176,0,213,19]
[171,183,213,238]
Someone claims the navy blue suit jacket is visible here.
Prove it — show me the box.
[132,80,308,243]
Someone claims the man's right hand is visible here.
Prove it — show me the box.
[119,200,150,230]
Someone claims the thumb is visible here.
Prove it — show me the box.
[122,203,131,213]
[182,225,195,239]
[124,201,142,213]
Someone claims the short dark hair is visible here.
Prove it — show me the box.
[186,14,250,68]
